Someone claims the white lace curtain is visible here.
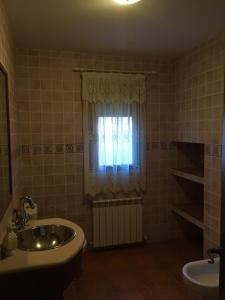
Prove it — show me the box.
[82,72,146,199]
[82,72,146,104]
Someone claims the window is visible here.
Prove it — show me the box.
[82,72,146,197]
[98,116,133,167]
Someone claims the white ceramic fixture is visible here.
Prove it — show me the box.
[113,0,141,5]
[0,218,85,274]
[183,258,219,300]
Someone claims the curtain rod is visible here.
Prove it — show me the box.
[72,68,157,76]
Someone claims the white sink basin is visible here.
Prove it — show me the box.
[183,258,219,299]
[0,218,85,275]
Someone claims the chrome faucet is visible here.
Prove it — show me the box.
[12,196,35,230]
[207,248,223,264]
[20,196,35,210]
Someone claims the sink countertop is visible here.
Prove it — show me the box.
[0,218,85,275]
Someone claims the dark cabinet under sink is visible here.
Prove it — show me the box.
[0,249,83,300]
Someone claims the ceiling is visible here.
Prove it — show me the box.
[3,0,225,55]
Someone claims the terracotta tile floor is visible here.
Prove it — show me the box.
[64,240,202,300]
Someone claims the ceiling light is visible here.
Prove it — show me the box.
[113,0,141,5]
[36,243,41,249]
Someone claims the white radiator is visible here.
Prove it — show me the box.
[92,197,143,248]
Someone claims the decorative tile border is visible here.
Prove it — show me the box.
[76,144,84,152]
[55,144,64,154]
[151,142,160,150]
[22,141,214,155]
[205,144,222,157]
[205,144,211,156]
[146,141,171,151]
[32,144,42,155]
[160,142,168,150]
[21,144,30,154]
[15,146,21,158]
[0,145,9,155]
[44,144,53,154]
[22,142,172,155]
[65,144,75,153]
[21,144,84,155]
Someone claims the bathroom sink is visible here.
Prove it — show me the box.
[1,218,84,300]
[17,224,76,251]
[183,257,219,299]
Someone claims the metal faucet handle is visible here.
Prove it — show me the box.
[20,195,35,209]
[12,208,30,231]
[11,196,35,231]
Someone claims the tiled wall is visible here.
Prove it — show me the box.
[173,34,225,144]
[0,0,21,241]
[12,27,225,248]
[144,70,182,242]
[173,33,225,251]
[0,72,11,201]
[16,50,178,242]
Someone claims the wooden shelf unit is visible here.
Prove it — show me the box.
[171,203,204,230]
[170,167,204,185]
[170,141,205,238]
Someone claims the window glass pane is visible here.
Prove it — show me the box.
[98,117,133,166]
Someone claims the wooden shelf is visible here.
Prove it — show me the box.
[171,203,204,229]
[170,168,204,184]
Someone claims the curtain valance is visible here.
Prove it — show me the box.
[82,72,146,104]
